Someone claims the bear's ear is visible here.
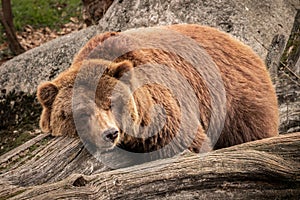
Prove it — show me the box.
[108,60,134,79]
[37,82,59,108]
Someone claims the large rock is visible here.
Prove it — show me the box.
[0,0,298,132]
[99,0,297,63]
[0,26,97,94]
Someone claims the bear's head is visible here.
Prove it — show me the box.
[37,58,195,165]
[71,59,147,152]
[37,59,140,142]
[76,59,200,160]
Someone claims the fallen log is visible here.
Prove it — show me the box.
[0,132,299,199]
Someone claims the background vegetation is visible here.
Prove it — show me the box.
[0,0,82,43]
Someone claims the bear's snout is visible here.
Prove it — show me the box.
[102,128,119,143]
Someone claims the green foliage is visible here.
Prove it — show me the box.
[0,0,82,52]
[10,0,82,30]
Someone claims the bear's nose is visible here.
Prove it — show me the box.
[102,128,119,143]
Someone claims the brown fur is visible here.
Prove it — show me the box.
[37,24,279,155]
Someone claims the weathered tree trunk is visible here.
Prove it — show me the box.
[283,10,300,74]
[0,132,299,199]
[0,0,25,55]
[276,10,300,133]
[82,0,114,26]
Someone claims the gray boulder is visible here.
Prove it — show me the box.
[0,26,97,94]
[99,0,297,63]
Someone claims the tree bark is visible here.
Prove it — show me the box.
[277,10,300,133]
[0,132,299,199]
[0,0,24,55]
[82,0,114,26]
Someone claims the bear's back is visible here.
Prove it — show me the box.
[166,24,278,148]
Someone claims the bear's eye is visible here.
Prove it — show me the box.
[75,108,91,121]
[103,98,112,111]
[79,112,90,120]
[103,103,112,111]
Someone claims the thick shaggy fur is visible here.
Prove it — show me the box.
[37,24,279,154]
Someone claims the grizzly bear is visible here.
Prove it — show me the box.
[37,24,279,165]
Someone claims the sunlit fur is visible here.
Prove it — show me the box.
[37,24,279,154]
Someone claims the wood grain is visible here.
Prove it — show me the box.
[0,132,299,199]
